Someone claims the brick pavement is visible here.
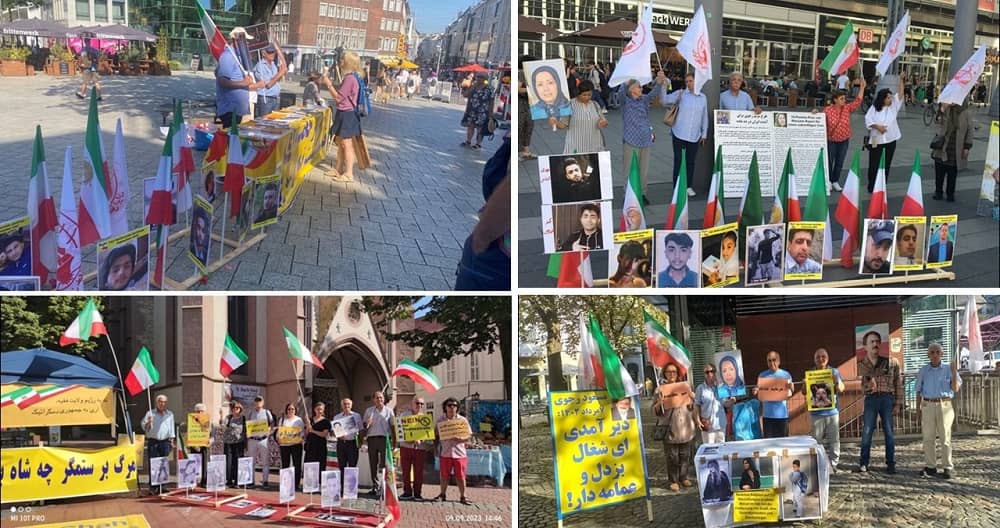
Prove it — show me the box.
[517,399,1000,527]
[518,101,1000,287]
[0,72,501,290]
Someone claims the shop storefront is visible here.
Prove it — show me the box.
[131,0,251,63]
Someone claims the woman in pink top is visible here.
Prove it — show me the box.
[322,50,363,182]
[433,397,473,505]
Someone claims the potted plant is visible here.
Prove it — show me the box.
[0,46,32,76]
[45,44,77,76]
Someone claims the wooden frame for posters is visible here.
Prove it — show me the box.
[159,487,247,508]
[286,504,392,528]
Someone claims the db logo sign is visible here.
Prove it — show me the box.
[858,29,874,44]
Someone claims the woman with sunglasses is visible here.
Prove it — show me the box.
[693,365,729,444]
[433,397,473,505]
[278,402,305,489]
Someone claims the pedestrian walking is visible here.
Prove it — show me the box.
[75,49,103,100]
[550,79,607,154]
[433,397,473,505]
[461,73,493,150]
[856,331,902,474]
[817,76,867,191]
[363,391,395,498]
[245,396,274,488]
[661,73,709,198]
[916,342,962,479]
[653,365,696,491]
[398,397,430,500]
[809,348,845,472]
[931,101,973,202]
[221,401,247,486]
[621,70,669,202]
[864,76,905,192]
[277,402,305,488]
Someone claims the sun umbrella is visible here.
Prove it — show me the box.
[0,18,73,38]
[453,63,488,73]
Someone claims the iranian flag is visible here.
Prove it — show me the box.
[2,386,39,410]
[78,88,112,247]
[220,334,248,378]
[586,314,638,401]
[57,146,83,291]
[205,129,229,164]
[124,346,160,396]
[737,151,764,236]
[391,359,442,393]
[665,149,689,229]
[548,251,593,288]
[770,148,801,223]
[194,0,229,60]
[834,149,864,267]
[643,308,691,378]
[703,145,725,228]
[283,326,325,368]
[172,101,195,213]
[803,148,833,260]
[607,0,656,87]
[867,149,888,219]
[383,441,402,526]
[819,21,859,76]
[223,115,246,217]
[28,125,59,288]
[108,118,130,237]
[152,223,169,288]
[900,151,925,216]
[619,150,646,231]
[60,298,108,345]
[146,126,175,226]
[578,316,603,389]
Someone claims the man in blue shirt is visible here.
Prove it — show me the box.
[661,74,708,198]
[916,342,961,479]
[758,350,793,438]
[215,39,262,127]
[809,348,845,472]
[253,42,287,117]
[719,72,761,113]
[657,232,698,287]
[694,363,728,444]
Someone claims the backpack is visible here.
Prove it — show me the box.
[352,72,371,117]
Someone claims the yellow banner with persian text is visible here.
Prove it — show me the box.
[28,514,151,528]
[0,384,115,428]
[0,444,139,503]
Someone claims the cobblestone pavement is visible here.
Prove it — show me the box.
[517,399,1000,528]
[518,102,1000,287]
[0,72,501,290]
[3,484,510,528]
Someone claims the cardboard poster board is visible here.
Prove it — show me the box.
[276,425,302,445]
[398,413,435,442]
[187,412,211,447]
[657,382,693,409]
[608,229,653,288]
[804,369,837,412]
[96,225,150,290]
[655,230,701,288]
[1,384,115,427]
[713,350,747,399]
[756,377,790,402]
[855,323,890,360]
[437,418,471,441]
[245,419,269,437]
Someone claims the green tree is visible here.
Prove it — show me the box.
[0,296,105,356]
[364,297,512,399]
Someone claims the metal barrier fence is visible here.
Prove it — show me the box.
[953,373,1000,429]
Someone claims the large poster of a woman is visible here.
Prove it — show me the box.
[523,59,573,121]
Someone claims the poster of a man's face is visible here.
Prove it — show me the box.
[543,201,613,254]
[235,183,255,243]
[203,165,217,203]
[859,219,895,275]
[655,230,701,288]
[188,197,213,273]
[252,178,281,229]
[96,227,150,291]
[539,152,612,205]
[926,216,958,267]
[855,323,890,360]
[0,218,31,277]
[321,470,342,507]
[892,219,926,271]
[784,223,824,279]
[524,58,573,121]
[746,224,785,285]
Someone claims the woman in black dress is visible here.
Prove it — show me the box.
[304,401,331,471]
[739,457,761,490]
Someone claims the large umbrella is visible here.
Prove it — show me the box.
[0,18,73,38]
[454,63,488,73]
[551,17,677,47]
[518,15,557,39]
[1,348,119,389]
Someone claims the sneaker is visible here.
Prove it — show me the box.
[601,108,609,114]
[832,182,843,192]
[855,465,868,473]
[920,467,937,478]
[669,482,680,491]
[941,469,952,479]
[886,464,897,475]
[687,188,696,197]
[75,91,85,99]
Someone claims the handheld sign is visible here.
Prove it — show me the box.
[245,419,269,437]
[756,377,791,402]
[437,418,472,440]
[399,413,435,442]
[657,382,693,409]
[804,369,837,412]
[277,426,302,445]
[331,415,359,439]
[187,412,211,447]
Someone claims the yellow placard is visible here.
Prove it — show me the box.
[246,419,270,437]
[733,488,780,523]
[117,434,145,469]
[805,369,837,412]
[925,214,958,269]
[785,221,825,280]
[550,390,646,517]
[27,514,151,528]
[437,418,471,441]
[277,425,302,446]
[1,444,139,503]
[892,216,927,271]
[399,413,435,442]
[187,412,211,447]
[1,384,115,428]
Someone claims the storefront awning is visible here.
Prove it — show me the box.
[551,17,677,47]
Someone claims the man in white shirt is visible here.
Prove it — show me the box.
[363,391,395,497]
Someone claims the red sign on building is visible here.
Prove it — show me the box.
[858,28,874,44]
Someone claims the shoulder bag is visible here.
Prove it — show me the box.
[663,92,680,127]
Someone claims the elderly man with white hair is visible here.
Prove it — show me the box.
[719,72,761,113]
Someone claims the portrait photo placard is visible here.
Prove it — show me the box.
[701,222,739,287]
[206,460,226,492]
[784,221,824,281]
[778,453,821,521]
[251,174,281,229]
[96,225,150,291]
[0,216,31,278]
[654,230,701,288]
[177,458,199,489]
[891,216,926,272]
[279,466,295,503]
[804,369,837,412]
[523,58,573,121]
[697,457,733,506]
[925,214,958,269]
[187,196,214,274]
[714,350,747,399]
[150,456,169,486]
[608,229,653,288]
[542,201,613,254]
[745,223,785,285]
[343,467,359,499]
[539,151,613,205]
[855,323,890,359]
[0,276,40,291]
[321,470,341,507]
[859,218,896,275]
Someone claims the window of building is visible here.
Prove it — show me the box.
[319,3,327,17]
[446,357,456,384]
[112,1,125,22]
[470,352,480,381]
[361,9,368,21]
[75,0,90,18]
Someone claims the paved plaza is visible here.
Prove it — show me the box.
[518,101,1000,287]
[0,71,502,290]
[517,401,1000,528]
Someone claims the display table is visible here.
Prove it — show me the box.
[433,447,506,484]
[499,445,511,479]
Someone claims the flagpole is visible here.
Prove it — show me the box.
[219,195,228,261]
[104,331,135,443]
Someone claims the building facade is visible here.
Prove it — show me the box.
[131,0,250,57]
[440,0,510,69]
[520,0,999,87]
[45,0,130,26]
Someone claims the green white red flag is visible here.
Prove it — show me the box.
[665,149,689,229]
[900,151,925,216]
[60,298,108,345]
[108,118,130,237]
[867,149,888,219]
[584,314,638,402]
[194,1,229,60]
[78,87,112,246]
[703,145,725,228]
[28,125,59,288]
[391,359,442,393]
[124,346,160,396]
[383,439,402,526]
[283,326,325,368]
[643,308,691,378]
[803,148,833,260]
[172,101,195,213]
[771,148,801,223]
[2,386,39,409]
[146,126,175,225]
[737,151,764,235]
[223,115,246,217]
[834,149,864,267]
[57,146,83,291]
[819,21,859,75]
[220,334,248,378]
[619,150,646,231]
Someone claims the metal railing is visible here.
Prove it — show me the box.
[953,373,1000,429]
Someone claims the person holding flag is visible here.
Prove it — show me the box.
[621,70,670,203]
[815,76,866,191]
[930,101,974,202]
[864,76,905,193]
[213,26,263,127]
[662,73,709,198]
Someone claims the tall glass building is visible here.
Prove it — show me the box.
[131,0,251,60]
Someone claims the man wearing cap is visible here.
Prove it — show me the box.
[245,395,275,488]
[862,221,894,274]
[253,42,287,117]
[215,27,262,126]
[916,342,961,479]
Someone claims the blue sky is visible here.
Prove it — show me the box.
[409,0,479,34]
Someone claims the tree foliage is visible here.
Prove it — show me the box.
[363,296,512,399]
[0,296,105,356]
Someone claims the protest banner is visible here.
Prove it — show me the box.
[804,369,837,412]
[756,376,790,402]
[1,444,138,503]
[549,390,651,521]
[733,488,781,523]
[714,110,827,197]
[657,382,693,409]
[30,515,151,528]
[0,216,31,277]
[245,418,270,437]
[187,412,211,447]
[96,225,150,291]
[276,425,302,446]
[399,412,435,442]
[978,121,998,218]
[437,418,472,441]
[1,384,115,427]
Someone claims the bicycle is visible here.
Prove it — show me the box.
[923,103,938,127]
